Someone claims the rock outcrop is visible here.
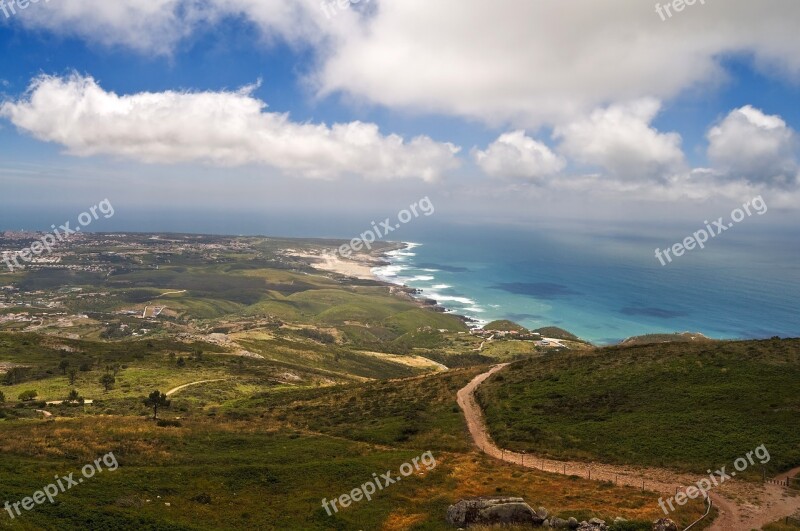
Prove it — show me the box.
[652,518,679,531]
[446,497,540,527]
[446,498,607,528]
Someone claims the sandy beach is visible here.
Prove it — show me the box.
[289,250,385,281]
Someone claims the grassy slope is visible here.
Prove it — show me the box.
[483,320,528,332]
[0,376,705,531]
[226,368,483,452]
[477,338,800,476]
[0,331,422,409]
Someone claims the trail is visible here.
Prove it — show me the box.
[166,379,228,396]
[457,364,800,531]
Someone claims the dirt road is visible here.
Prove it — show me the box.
[457,364,800,530]
[166,379,228,396]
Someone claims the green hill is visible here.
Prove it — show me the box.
[483,320,528,332]
[620,332,713,346]
[477,337,800,476]
[531,326,581,341]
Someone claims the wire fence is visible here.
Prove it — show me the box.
[486,444,675,495]
[683,495,712,531]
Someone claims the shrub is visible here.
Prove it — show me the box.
[99,374,115,391]
[191,493,212,504]
[66,389,84,405]
[18,390,38,402]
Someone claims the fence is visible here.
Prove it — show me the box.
[683,495,712,531]
[487,444,674,495]
[781,514,800,526]
[765,476,799,489]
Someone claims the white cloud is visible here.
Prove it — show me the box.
[9,1,800,130]
[707,105,798,185]
[316,0,800,127]
[473,131,564,180]
[7,0,354,54]
[554,99,685,181]
[0,74,460,181]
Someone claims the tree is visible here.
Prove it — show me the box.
[58,360,70,375]
[4,367,28,385]
[99,374,115,392]
[176,357,186,368]
[68,368,78,386]
[18,390,38,401]
[144,391,171,420]
[66,389,84,405]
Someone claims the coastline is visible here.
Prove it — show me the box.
[371,242,481,327]
[293,241,478,327]
[288,247,398,281]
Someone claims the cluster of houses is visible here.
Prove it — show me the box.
[469,328,542,340]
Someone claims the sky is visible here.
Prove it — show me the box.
[1,0,800,236]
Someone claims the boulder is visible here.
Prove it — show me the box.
[652,518,679,531]
[551,517,569,528]
[576,518,608,531]
[567,517,580,529]
[446,497,538,527]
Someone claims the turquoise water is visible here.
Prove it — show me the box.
[373,224,800,345]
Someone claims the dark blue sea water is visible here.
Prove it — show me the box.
[373,224,800,345]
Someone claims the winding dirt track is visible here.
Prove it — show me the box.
[457,364,800,531]
[166,379,228,396]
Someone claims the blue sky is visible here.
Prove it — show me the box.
[1,1,800,235]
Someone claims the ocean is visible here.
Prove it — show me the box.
[372,223,800,345]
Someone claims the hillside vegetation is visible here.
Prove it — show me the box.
[477,338,800,476]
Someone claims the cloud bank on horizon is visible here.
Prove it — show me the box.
[1,0,800,212]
